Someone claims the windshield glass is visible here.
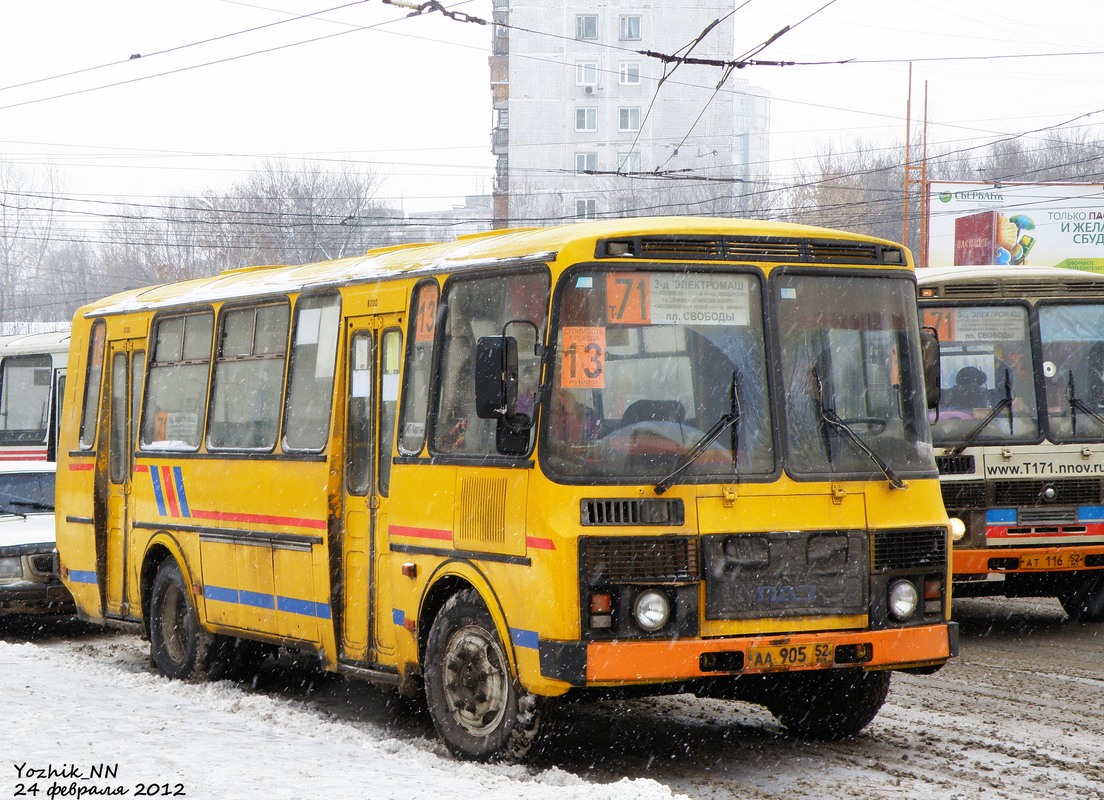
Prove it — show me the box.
[779,273,934,480]
[922,303,1039,446]
[543,268,774,481]
[1038,302,1104,441]
[0,470,55,514]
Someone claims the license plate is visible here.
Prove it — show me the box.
[1018,552,1080,571]
[746,642,834,670]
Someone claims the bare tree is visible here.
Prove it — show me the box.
[0,162,63,331]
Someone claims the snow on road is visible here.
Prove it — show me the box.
[3,597,1103,800]
[2,623,680,800]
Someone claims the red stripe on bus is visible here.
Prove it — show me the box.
[190,509,327,530]
[161,466,180,517]
[389,525,453,542]
[68,463,95,471]
[133,464,149,473]
[526,537,556,550]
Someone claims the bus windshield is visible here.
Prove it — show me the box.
[1038,301,1104,441]
[543,268,774,481]
[778,272,935,481]
[923,302,1040,446]
[543,268,935,484]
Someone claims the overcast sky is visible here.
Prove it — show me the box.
[1,0,1102,214]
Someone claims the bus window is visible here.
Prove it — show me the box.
[207,302,289,451]
[284,294,341,451]
[433,270,549,456]
[141,311,214,451]
[777,273,933,481]
[0,354,52,445]
[379,328,402,494]
[347,331,373,495]
[398,280,438,455]
[79,321,106,450]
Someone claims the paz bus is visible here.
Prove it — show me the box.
[919,264,1104,621]
[57,217,957,761]
[0,330,69,461]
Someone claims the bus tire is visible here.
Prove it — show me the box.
[767,668,890,739]
[1058,574,1104,622]
[148,559,214,681]
[424,588,543,762]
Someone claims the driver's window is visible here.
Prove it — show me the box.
[432,269,549,457]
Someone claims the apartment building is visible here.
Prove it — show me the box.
[489,0,771,225]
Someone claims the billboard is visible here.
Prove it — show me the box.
[927,181,1104,271]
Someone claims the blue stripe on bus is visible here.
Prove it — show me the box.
[203,585,330,619]
[1079,506,1104,521]
[204,585,239,604]
[510,628,539,650]
[69,570,98,585]
[392,608,405,627]
[986,508,1017,524]
[150,467,167,516]
[277,596,331,619]
[173,466,190,518]
[238,590,276,610]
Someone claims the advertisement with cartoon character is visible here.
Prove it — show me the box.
[928,181,1104,271]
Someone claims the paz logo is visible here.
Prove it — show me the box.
[938,192,952,203]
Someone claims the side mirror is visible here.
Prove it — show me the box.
[475,335,517,420]
[920,326,941,410]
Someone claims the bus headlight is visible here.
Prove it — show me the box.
[949,517,966,542]
[633,589,670,632]
[888,580,919,621]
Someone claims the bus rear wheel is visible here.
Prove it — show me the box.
[1058,574,1104,622]
[424,589,543,762]
[767,668,890,739]
[149,559,214,680]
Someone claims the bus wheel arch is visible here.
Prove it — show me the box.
[422,586,544,762]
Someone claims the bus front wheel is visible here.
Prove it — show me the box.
[1058,574,1104,622]
[424,588,543,762]
[149,559,214,680]
[767,668,890,739]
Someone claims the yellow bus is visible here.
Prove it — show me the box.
[57,217,956,761]
[919,265,1104,621]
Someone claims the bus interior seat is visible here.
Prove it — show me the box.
[620,399,685,428]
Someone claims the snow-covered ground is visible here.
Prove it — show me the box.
[3,597,1103,799]
[2,622,680,799]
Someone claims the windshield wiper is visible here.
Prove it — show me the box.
[7,499,53,512]
[811,365,905,489]
[655,371,741,495]
[818,407,907,490]
[1066,370,1104,436]
[947,368,1014,456]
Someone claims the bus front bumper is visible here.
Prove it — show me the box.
[538,622,958,687]
[954,544,1104,576]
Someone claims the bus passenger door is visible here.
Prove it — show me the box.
[102,340,144,618]
[340,317,400,665]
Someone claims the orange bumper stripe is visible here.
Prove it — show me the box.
[585,624,953,683]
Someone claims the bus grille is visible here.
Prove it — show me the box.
[941,480,986,510]
[581,536,698,583]
[873,529,947,572]
[595,236,904,265]
[580,498,684,526]
[935,454,976,475]
[1017,507,1078,524]
[993,478,1100,507]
